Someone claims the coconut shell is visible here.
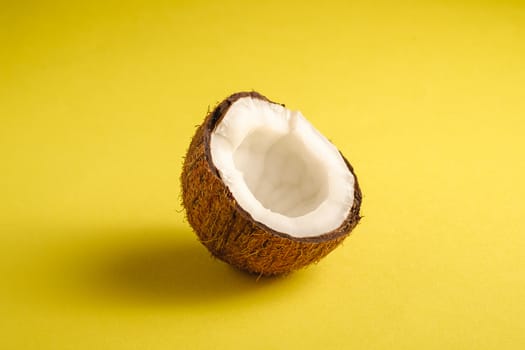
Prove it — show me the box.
[181,91,362,276]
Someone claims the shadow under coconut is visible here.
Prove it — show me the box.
[73,226,287,305]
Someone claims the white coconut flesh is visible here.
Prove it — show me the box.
[210,96,355,238]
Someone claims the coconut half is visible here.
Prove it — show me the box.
[181,92,362,276]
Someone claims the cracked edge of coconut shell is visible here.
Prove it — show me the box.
[181,91,362,275]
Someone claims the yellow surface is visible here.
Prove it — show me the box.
[1,1,525,349]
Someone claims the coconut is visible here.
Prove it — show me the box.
[181,91,362,276]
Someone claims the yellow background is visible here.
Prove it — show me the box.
[1,1,524,349]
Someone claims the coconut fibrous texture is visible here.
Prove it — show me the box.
[181,91,362,276]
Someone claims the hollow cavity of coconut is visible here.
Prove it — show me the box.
[181,92,362,276]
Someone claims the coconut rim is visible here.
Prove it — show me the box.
[203,91,362,243]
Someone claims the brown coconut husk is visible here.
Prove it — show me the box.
[181,91,362,276]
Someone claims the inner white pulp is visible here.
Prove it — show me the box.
[210,96,355,238]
